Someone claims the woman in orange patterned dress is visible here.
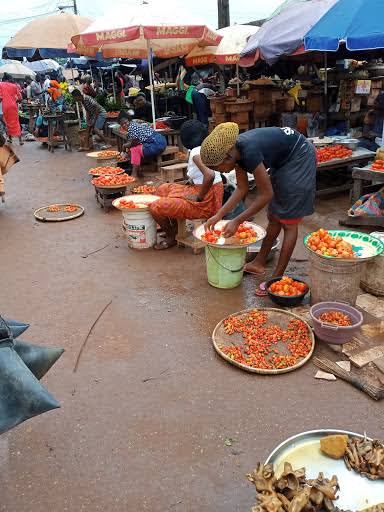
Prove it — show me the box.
[149,120,223,250]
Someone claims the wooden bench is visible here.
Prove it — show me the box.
[156,145,180,169]
[160,162,188,183]
[176,219,205,254]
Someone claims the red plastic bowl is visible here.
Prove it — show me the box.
[310,302,363,344]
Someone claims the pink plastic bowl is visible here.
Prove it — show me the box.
[310,302,363,345]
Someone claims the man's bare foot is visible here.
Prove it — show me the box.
[244,260,266,275]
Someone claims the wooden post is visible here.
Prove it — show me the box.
[218,0,230,29]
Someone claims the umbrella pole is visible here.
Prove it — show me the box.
[99,69,104,91]
[236,63,240,97]
[70,61,82,128]
[111,68,116,103]
[324,52,328,131]
[147,39,157,128]
[89,66,94,83]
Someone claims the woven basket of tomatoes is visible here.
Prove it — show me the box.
[88,166,125,177]
[91,174,136,189]
[194,220,266,249]
[212,307,315,374]
[266,276,309,307]
[304,229,355,259]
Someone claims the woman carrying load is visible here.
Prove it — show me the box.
[149,120,224,250]
[201,123,316,296]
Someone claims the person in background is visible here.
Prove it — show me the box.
[114,71,125,105]
[133,92,153,123]
[191,84,215,126]
[201,123,317,296]
[359,92,384,151]
[43,74,51,102]
[82,76,96,97]
[34,114,49,138]
[30,75,42,99]
[71,88,108,151]
[149,120,223,250]
[123,74,134,95]
[118,110,166,177]
[0,73,23,145]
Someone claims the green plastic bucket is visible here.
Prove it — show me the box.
[205,245,247,289]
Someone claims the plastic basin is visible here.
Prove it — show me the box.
[266,276,309,307]
[310,302,363,344]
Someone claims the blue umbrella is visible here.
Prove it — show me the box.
[305,0,384,51]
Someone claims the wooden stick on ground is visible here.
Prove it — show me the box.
[313,356,384,401]
[73,300,112,373]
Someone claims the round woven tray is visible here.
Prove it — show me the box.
[34,204,84,222]
[212,307,315,375]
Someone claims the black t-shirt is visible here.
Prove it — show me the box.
[236,127,302,172]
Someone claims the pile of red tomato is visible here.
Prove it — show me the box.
[307,228,355,258]
[268,276,307,297]
[202,223,257,245]
[316,144,353,163]
[318,311,352,326]
[88,166,124,176]
[221,310,312,370]
[132,185,157,194]
[92,174,135,187]
[371,159,384,172]
[117,199,150,209]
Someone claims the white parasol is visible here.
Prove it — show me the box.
[0,61,36,79]
[185,25,259,95]
[71,0,222,126]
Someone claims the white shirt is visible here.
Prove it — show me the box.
[43,78,51,91]
[187,146,222,185]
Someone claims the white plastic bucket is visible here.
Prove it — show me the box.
[122,210,157,249]
[113,194,159,250]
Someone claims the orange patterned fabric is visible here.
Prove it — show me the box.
[149,182,223,220]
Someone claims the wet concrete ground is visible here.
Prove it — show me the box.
[0,143,383,511]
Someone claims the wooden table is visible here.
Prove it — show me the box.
[339,164,384,227]
[43,114,68,153]
[22,103,42,133]
[316,148,375,196]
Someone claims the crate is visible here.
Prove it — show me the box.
[210,97,226,114]
[224,100,254,113]
[212,113,228,124]
[230,111,250,125]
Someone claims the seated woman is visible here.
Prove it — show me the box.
[34,114,49,139]
[149,120,223,250]
[118,110,166,177]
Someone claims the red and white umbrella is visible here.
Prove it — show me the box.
[185,25,259,67]
[71,0,222,125]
